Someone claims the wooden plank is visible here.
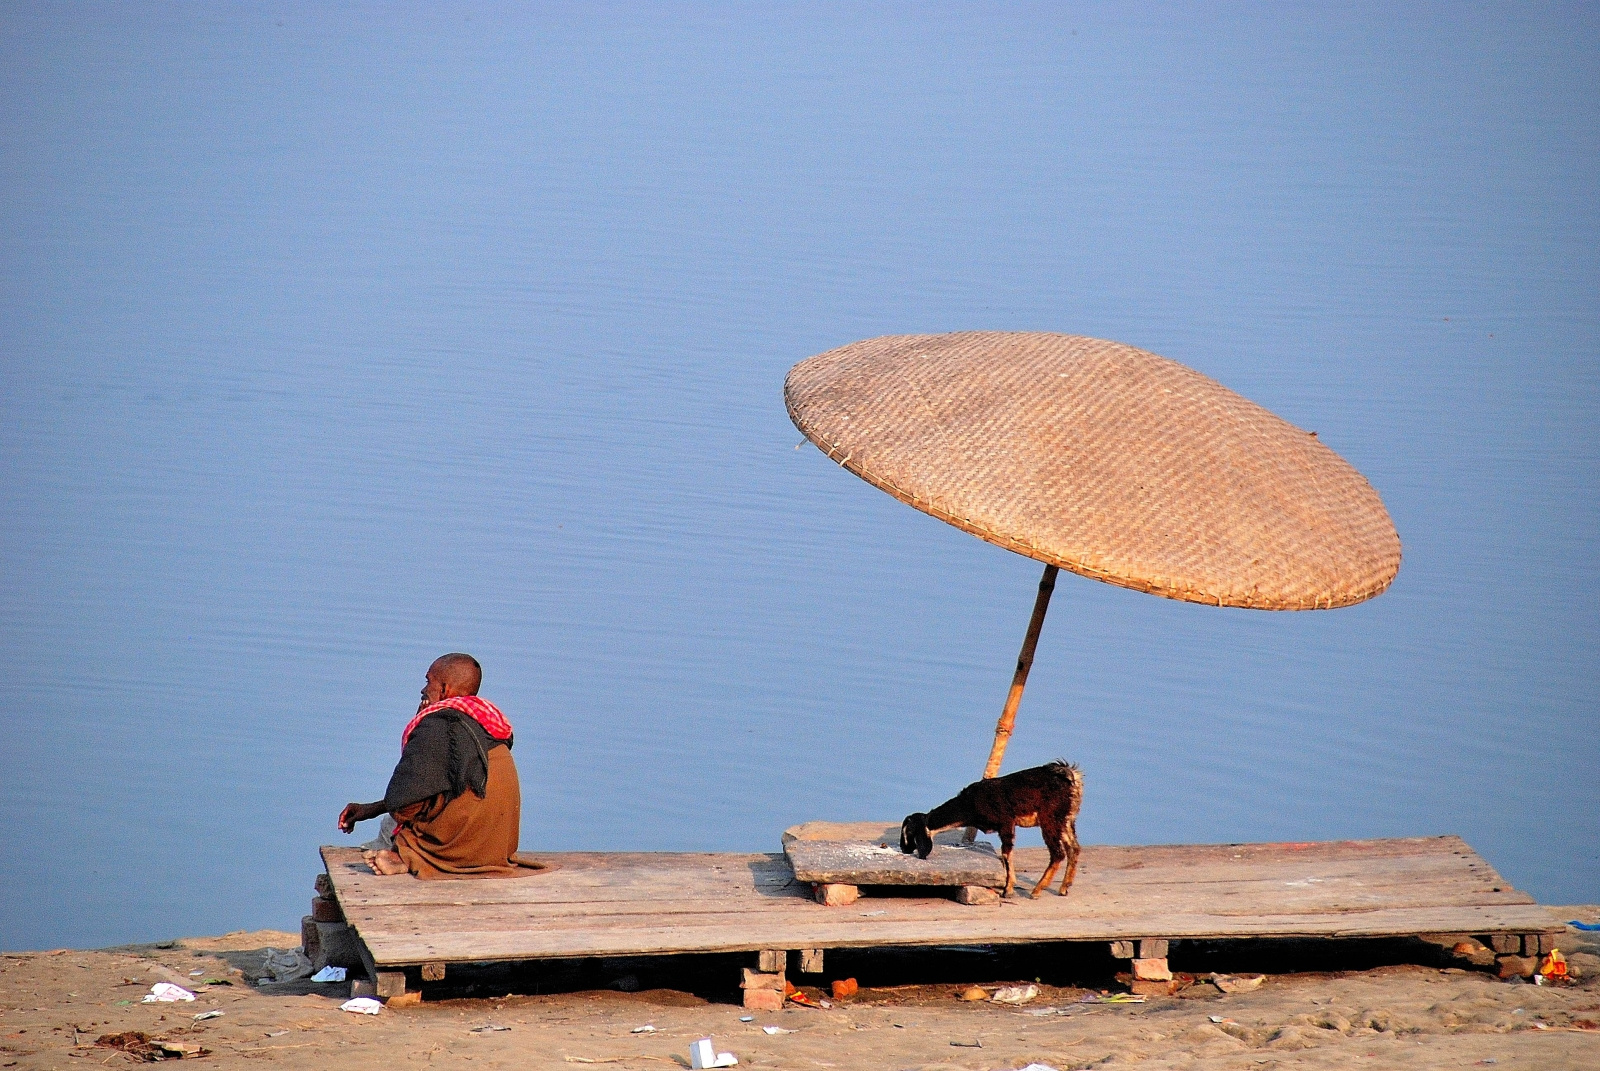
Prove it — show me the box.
[322,840,1510,909]
[786,840,1005,886]
[357,902,1561,964]
[336,861,1537,919]
[349,892,1556,944]
[331,864,1535,929]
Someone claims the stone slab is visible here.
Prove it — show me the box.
[785,839,1006,888]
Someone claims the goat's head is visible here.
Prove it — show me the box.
[899,813,934,859]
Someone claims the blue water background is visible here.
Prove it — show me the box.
[2,4,1596,949]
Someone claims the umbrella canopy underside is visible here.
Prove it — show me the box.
[785,331,1401,610]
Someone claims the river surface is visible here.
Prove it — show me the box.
[2,5,1596,949]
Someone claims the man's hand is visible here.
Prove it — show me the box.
[339,801,384,833]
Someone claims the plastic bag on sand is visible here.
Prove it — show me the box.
[1008,1065,1061,1071]
[990,984,1040,1005]
[141,983,195,1003]
[341,997,382,1015]
[260,948,314,984]
[1212,973,1265,994]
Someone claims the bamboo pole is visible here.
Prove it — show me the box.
[981,563,1059,779]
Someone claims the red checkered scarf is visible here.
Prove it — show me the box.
[400,695,513,752]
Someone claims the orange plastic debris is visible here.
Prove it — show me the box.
[831,978,858,1001]
[1539,949,1567,978]
[784,981,825,1008]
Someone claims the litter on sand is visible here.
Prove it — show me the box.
[990,984,1040,1005]
[738,1016,754,1022]
[782,982,831,1008]
[1212,973,1265,993]
[761,1025,794,1034]
[1007,1065,1061,1071]
[258,948,314,984]
[142,983,196,1003]
[1077,992,1144,1004]
[310,966,347,983]
[188,969,205,977]
[470,1024,511,1033]
[192,1010,223,1021]
[689,1037,738,1068]
[1567,920,1600,931]
[95,1032,210,1060]
[631,1024,656,1033]
[340,997,382,1014]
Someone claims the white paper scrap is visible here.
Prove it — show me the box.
[192,1009,223,1021]
[142,983,196,1003]
[341,997,382,1015]
[761,1025,794,1034]
[990,983,1040,1005]
[690,1038,739,1069]
[631,1024,656,1033]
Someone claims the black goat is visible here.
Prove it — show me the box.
[900,761,1083,898]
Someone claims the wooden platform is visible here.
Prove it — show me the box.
[319,835,1557,975]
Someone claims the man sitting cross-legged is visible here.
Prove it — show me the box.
[338,653,522,878]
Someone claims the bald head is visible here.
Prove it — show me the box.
[424,652,482,703]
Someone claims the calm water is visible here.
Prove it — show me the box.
[2,5,1596,950]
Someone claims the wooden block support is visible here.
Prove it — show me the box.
[741,964,785,1011]
[957,886,1000,905]
[1130,978,1178,997]
[311,896,344,923]
[1497,955,1537,979]
[350,978,377,999]
[757,949,787,973]
[1525,933,1559,956]
[1132,958,1172,981]
[816,883,860,906]
[375,971,407,999]
[300,916,321,961]
[1139,939,1169,959]
[314,872,334,897]
[420,962,446,982]
[1489,934,1521,955]
[1109,940,1136,959]
[798,949,824,974]
[741,967,785,991]
[743,988,783,1012]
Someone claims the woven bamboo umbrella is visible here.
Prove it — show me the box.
[785,331,1401,779]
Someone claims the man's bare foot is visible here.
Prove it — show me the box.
[361,849,409,876]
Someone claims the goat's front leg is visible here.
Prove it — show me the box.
[998,825,1017,897]
[1059,820,1081,896]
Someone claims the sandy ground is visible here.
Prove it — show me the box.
[4,912,1599,1069]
